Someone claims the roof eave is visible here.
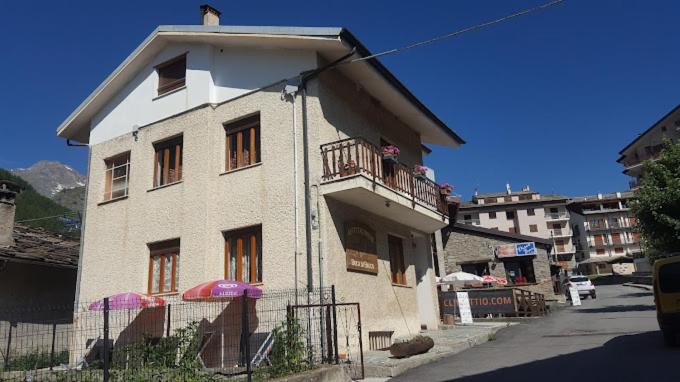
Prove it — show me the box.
[338,28,465,146]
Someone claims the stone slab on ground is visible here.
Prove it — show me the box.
[362,322,514,378]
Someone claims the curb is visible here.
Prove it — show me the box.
[622,282,653,291]
[363,324,510,378]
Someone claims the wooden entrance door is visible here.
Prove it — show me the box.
[388,235,406,285]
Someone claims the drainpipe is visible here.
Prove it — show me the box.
[283,83,300,301]
[300,86,314,292]
[296,49,357,292]
[66,142,90,308]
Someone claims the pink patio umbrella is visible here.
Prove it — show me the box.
[181,280,262,369]
[181,280,262,301]
[89,292,166,311]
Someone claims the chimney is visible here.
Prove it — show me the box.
[200,4,221,26]
[0,181,21,248]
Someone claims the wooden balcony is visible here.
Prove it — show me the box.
[320,137,451,232]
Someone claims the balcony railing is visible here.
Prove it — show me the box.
[545,212,570,220]
[320,137,449,216]
[457,219,481,225]
[551,229,572,238]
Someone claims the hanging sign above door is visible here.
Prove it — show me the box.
[345,222,379,275]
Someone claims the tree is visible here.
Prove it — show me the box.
[632,139,680,258]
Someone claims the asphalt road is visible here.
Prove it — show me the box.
[391,284,680,382]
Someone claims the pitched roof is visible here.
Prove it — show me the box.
[0,225,79,268]
[569,191,636,204]
[618,102,680,158]
[474,190,536,199]
[56,25,464,147]
[460,194,570,210]
[446,223,553,247]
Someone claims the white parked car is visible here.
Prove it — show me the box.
[564,276,597,299]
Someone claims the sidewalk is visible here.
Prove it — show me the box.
[362,322,514,379]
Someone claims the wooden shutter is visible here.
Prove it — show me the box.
[157,55,186,95]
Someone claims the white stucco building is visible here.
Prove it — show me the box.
[457,186,575,271]
[56,6,463,347]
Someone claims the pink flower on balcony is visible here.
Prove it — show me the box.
[414,164,430,175]
[439,183,454,191]
[381,145,400,155]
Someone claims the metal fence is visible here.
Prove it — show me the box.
[0,286,363,381]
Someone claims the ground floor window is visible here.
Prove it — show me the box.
[503,257,536,284]
[461,262,490,276]
[225,226,262,283]
[148,239,180,294]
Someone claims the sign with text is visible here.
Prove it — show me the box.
[456,292,474,324]
[569,287,582,306]
[495,242,537,258]
[440,289,516,316]
[345,222,378,275]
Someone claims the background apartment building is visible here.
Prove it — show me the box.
[457,186,575,271]
[568,191,641,275]
[618,104,680,189]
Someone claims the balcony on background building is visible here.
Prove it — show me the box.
[550,229,573,239]
[545,212,570,221]
[457,218,481,226]
[319,137,452,232]
[553,246,576,255]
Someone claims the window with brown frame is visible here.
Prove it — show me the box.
[156,54,186,96]
[388,235,406,285]
[529,224,538,232]
[225,114,261,171]
[225,226,262,283]
[148,239,180,295]
[527,208,535,216]
[103,152,130,201]
[153,136,183,187]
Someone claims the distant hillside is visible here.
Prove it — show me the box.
[0,168,80,238]
[10,161,85,197]
[53,185,86,212]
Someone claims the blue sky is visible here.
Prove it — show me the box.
[0,0,678,199]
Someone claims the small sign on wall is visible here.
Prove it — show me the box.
[495,242,537,258]
[345,222,379,275]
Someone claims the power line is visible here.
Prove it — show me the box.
[16,212,79,224]
[348,0,565,64]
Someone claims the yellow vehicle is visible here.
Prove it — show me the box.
[653,254,680,346]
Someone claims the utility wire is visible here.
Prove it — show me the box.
[16,213,79,224]
[348,0,565,64]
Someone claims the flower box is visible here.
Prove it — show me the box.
[382,145,400,163]
[343,160,357,173]
[439,183,454,196]
[413,165,430,180]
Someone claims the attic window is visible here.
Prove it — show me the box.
[156,54,186,96]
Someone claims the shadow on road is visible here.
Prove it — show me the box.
[444,331,680,382]
[574,304,656,313]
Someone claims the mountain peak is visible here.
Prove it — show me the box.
[10,161,86,197]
